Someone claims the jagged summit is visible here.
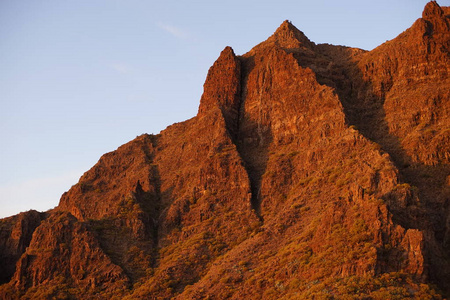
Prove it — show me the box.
[246,20,315,56]
[423,0,444,18]
[271,20,314,49]
[421,0,449,33]
[0,1,449,299]
[197,45,241,137]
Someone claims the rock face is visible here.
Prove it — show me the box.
[1,2,449,299]
[0,211,44,285]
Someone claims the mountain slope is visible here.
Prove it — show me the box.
[1,2,449,299]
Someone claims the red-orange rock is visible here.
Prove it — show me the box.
[1,2,449,299]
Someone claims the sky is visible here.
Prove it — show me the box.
[0,0,440,218]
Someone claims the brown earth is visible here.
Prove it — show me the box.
[1,1,449,299]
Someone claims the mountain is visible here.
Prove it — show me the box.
[1,1,449,299]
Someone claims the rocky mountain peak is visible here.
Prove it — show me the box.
[245,20,315,56]
[423,1,444,19]
[420,1,449,34]
[1,2,449,299]
[271,19,314,49]
[197,45,241,135]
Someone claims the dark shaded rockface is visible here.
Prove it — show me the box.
[0,211,44,285]
[1,2,449,299]
[11,212,130,298]
[302,1,450,290]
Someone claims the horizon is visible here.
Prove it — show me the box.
[0,0,436,218]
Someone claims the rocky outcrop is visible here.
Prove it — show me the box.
[1,2,449,299]
[0,210,44,285]
[6,212,130,299]
[358,0,449,167]
[198,46,242,137]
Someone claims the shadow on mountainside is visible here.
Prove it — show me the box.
[234,55,272,222]
[295,45,450,293]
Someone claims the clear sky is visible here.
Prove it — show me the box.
[0,0,438,218]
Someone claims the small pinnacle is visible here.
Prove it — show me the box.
[221,46,236,56]
[422,1,443,19]
[272,20,314,49]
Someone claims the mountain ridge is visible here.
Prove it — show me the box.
[1,2,449,299]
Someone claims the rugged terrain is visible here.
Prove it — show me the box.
[1,1,449,299]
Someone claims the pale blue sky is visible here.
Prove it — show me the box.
[0,0,437,218]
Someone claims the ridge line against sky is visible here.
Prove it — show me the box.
[0,0,434,218]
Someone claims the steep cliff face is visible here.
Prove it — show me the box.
[1,2,449,299]
[0,211,44,285]
[358,0,449,166]
[10,212,130,299]
[357,3,450,290]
